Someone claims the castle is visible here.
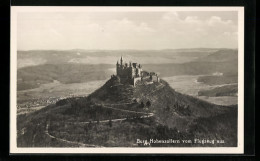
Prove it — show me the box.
[114,56,160,86]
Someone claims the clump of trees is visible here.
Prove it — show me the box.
[140,100,152,108]
[146,101,151,108]
[140,101,145,108]
[165,102,191,116]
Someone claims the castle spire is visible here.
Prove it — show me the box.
[120,56,123,65]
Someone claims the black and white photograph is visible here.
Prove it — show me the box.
[10,7,244,154]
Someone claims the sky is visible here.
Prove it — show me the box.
[17,11,238,50]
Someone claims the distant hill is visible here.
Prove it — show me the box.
[198,84,238,97]
[17,48,235,67]
[17,77,237,147]
[196,49,238,62]
[17,48,238,91]
[143,49,238,77]
[143,61,237,77]
[17,64,114,91]
[197,75,238,86]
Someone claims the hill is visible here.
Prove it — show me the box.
[143,49,238,77]
[17,77,237,147]
[17,48,238,91]
[17,64,114,91]
[198,84,238,97]
[197,75,238,86]
[196,49,238,62]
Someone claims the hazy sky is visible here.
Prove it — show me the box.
[17,11,238,50]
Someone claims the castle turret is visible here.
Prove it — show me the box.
[120,56,123,65]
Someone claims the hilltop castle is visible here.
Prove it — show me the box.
[113,56,160,86]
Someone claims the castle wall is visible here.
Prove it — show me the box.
[117,65,130,78]
[141,71,149,77]
[116,57,159,86]
[151,75,160,82]
[133,77,142,86]
[131,68,135,77]
[138,68,142,77]
[142,76,150,81]
[120,77,131,85]
[117,62,142,79]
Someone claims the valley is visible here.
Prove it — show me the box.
[16,48,239,147]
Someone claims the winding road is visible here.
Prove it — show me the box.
[45,123,101,147]
[45,102,155,147]
[43,83,166,147]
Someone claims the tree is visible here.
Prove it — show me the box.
[146,101,151,108]
[140,101,144,108]
[88,121,93,129]
[108,119,112,127]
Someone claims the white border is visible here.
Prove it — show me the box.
[10,6,244,154]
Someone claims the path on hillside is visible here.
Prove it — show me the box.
[69,83,165,125]
[43,83,167,147]
[45,102,154,147]
[70,103,154,125]
[21,83,165,147]
[99,103,152,114]
[75,112,154,125]
[101,102,133,106]
[45,123,102,147]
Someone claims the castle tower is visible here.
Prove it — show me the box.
[115,56,146,86]
[120,56,123,65]
[116,60,120,76]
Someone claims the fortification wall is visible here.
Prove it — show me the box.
[116,58,159,86]
[151,75,160,82]
[133,77,142,86]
